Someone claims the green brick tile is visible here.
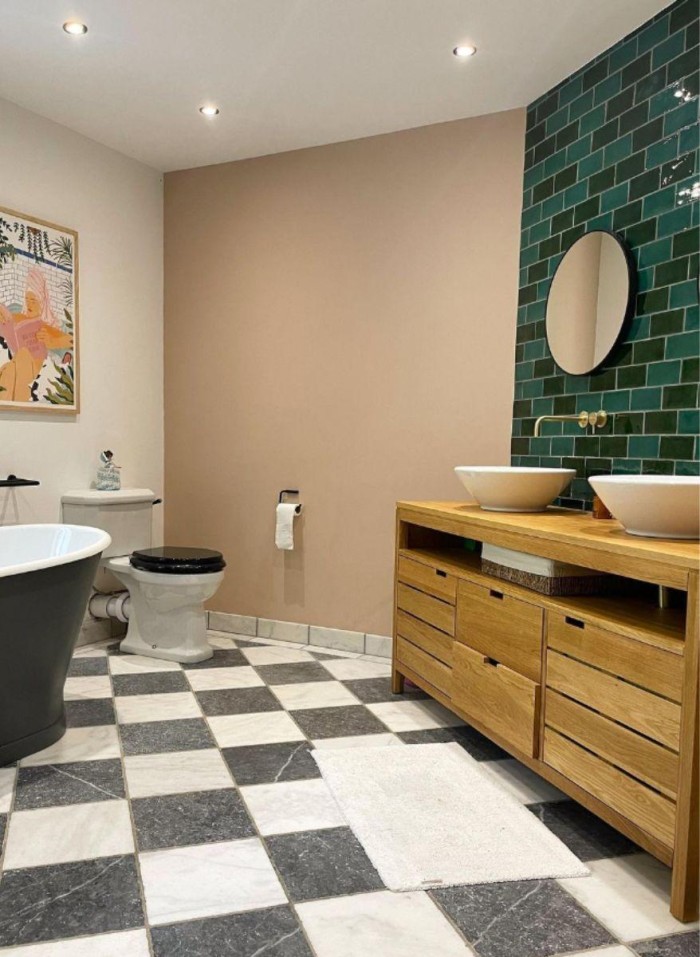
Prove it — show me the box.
[546,105,571,136]
[673,225,700,257]
[522,378,544,398]
[633,117,664,151]
[630,386,663,410]
[566,135,592,163]
[569,90,594,121]
[678,120,699,153]
[619,101,650,136]
[601,182,629,212]
[663,383,699,408]
[660,435,695,458]
[609,36,639,73]
[638,237,673,269]
[626,218,658,246]
[564,181,588,207]
[599,435,629,457]
[645,410,678,432]
[617,364,647,388]
[652,30,685,69]
[679,409,700,434]
[636,266,654,294]
[554,164,578,193]
[681,357,699,382]
[631,169,662,202]
[544,150,568,177]
[642,458,675,474]
[634,65,668,105]
[670,279,700,309]
[579,150,605,178]
[648,86,681,120]
[666,330,700,359]
[633,338,666,364]
[580,104,607,136]
[647,359,682,385]
[657,203,693,237]
[601,389,631,412]
[637,287,670,315]
[637,14,670,54]
[626,314,651,340]
[582,58,609,92]
[604,133,633,165]
[676,459,700,476]
[685,305,699,332]
[629,435,660,458]
[613,199,643,230]
[656,257,690,286]
[622,52,652,90]
[589,167,616,194]
[559,75,583,106]
[646,134,679,168]
[671,0,696,34]
[612,457,642,473]
[551,208,574,234]
[616,152,645,183]
[650,308,685,336]
[665,99,698,136]
[595,72,624,105]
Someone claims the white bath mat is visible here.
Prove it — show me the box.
[313,743,588,891]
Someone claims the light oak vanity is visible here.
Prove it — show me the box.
[392,501,699,922]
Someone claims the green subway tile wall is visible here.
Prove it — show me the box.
[511,0,699,509]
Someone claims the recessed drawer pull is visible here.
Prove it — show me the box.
[436,569,447,578]
[485,657,499,667]
[565,616,585,629]
[489,589,504,600]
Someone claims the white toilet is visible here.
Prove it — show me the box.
[61,489,225,663]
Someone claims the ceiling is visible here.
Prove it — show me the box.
[0,0,671,172]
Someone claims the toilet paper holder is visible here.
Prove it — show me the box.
[278,489,302,514]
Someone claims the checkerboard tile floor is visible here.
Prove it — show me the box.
[0,632,697,956]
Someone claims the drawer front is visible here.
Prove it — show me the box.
[396,610,452,665]
[451,642,539,757]
[544,728,676,848]
[546,651,681,751]
[547,612,683,703]
[546,690,679,799]
[398,556,457,603]
[456,579,543,681]
[396,636,451,697]
[397,583,455,636]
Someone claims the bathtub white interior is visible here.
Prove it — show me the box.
[0,524,112,577]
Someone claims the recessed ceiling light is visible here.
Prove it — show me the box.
[63,21,88,35]
[199,105,220,116]
[453,44,477,59]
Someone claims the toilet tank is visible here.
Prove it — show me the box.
[61,489,155,558]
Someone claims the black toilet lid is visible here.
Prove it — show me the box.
[130,546,226,574]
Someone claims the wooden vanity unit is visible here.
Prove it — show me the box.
[392,501,700,922]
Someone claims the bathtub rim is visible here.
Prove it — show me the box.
[0,523,111,578]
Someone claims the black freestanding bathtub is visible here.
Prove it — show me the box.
[0,524,110,765]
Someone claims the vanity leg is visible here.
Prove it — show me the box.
[392,667,405,695]
[671,569,699,922]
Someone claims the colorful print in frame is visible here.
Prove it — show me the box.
[0,206,79,413]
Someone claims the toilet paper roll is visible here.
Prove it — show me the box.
[275,502,300,550]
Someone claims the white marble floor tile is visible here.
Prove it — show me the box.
[208,711,305,748]
[72,644,109,659]
[114,692,201,724]
[124,748,232,799]
[0,765,17,813]
[3,800,134,869]
[185,666,264,691]
[63,675,114,700]
[297,890,476,957]
[367,699,464,732]
[241,779,346,835]
[20,726,121,766]
[109,654,182,675]
[240,645,314,666]
[312,733,404,750]
[558,853,699,941]
[271,681,360,711]
[480,758,568,804]
[0,929,151,956]
[320,658,391,681]
[139,837,286,925]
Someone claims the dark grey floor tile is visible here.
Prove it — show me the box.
[14,760,125,810]
[528,799,640,861]
[64,699,116,728]
[265,826,384,902]
[183,648,248,669]
[132,788,254,850]
[195,687,283,716]
[255,661,333,685]
[398,725,509,760]
[222,741,320,785]
[112,671,189,696]
[633,933,700,957]
[291,705,387,739]
[0,856,144,946]
[67,657,109,677]
[306,651,340,661]
[343,676,429,704]
[431,880,614,957]
[119,718,215,755]
[151,905,313,957]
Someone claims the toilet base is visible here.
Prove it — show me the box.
[119,630,213,663]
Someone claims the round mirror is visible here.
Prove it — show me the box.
[545,230,636,376]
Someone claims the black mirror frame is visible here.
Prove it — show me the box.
[545,228,637,377]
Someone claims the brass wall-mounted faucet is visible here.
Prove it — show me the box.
[533,410,608,437]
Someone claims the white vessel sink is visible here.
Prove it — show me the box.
[589,475,700,539]
[454,466,576,512]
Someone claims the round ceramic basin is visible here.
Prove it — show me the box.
[589,475,700,539]
[454,466,576,512]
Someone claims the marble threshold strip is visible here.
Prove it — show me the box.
[207,611,392,659]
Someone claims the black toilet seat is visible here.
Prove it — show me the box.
[130,547,226,575]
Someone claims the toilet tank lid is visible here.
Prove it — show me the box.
[62,488,155,506]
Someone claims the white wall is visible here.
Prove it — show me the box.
[0,98,163,538]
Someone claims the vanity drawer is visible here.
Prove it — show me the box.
[396,636,451,697]
[396,610,452,665]
[543,728,676,848]
[397,583,455,636]
[545,690,679,799]
[547,612,683,703]
[546,651,681,751]
[451,642,540,757]
[398,556,457,603]
[456,579,543,681]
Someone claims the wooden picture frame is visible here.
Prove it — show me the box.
[0,206,79,414]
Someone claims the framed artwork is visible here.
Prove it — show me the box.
[0,206,79,414]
